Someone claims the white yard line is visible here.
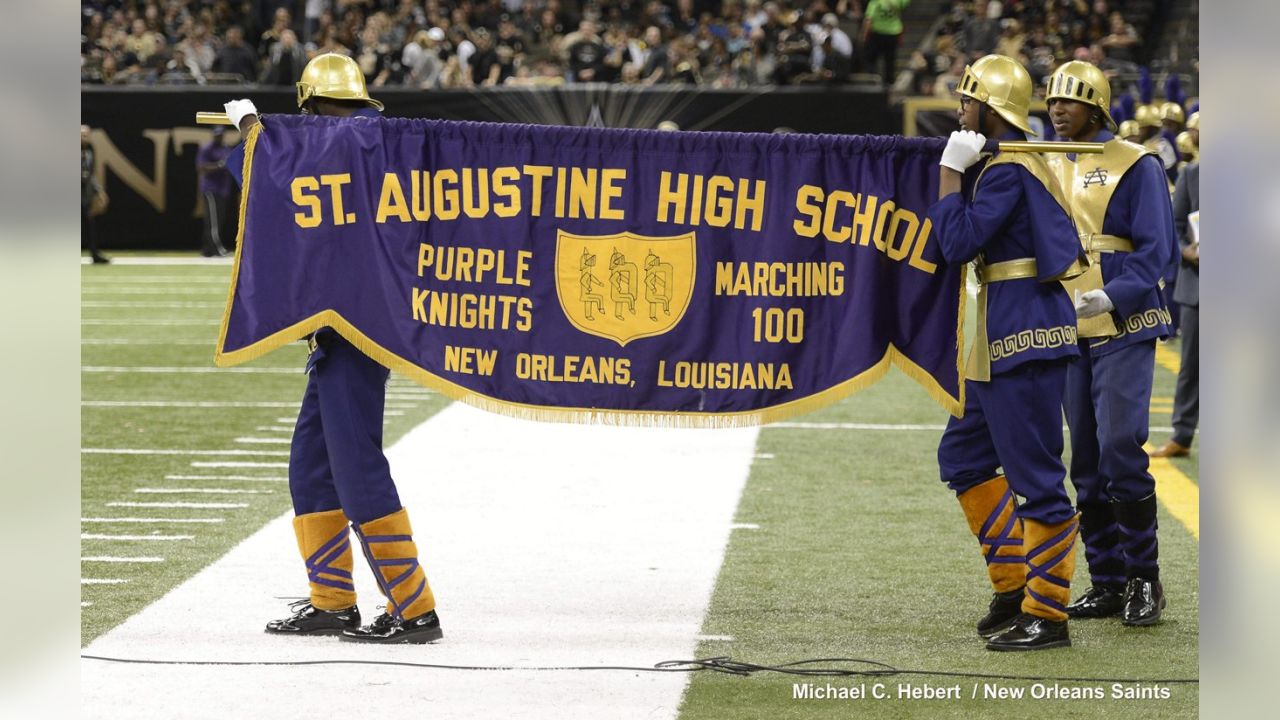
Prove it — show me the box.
[82,518,225,524]
[82,288,227,294]
[190,461,289,469]
[82,557,165,563]
[81,534,195,541]
[254,426,294,432]
[82,366,298,374]
[81,256,233,266]
[136,489,272,495]
[82,301,225,309]
[82,448,289,456]
[82,319,222,326]
[81,532,194,538]
[234,437,292,444]
[84,401,299,408]
[107,502,248,509]
[164,475,287,482]
[82,402,760,720]
[82,275,229,283]
[82,339,218,346]
[82,579,129,585]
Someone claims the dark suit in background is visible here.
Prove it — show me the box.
[1167,163,1199,451]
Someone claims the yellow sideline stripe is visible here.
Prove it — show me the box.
[1145,443,1199,540]
[1155,342,1181,375]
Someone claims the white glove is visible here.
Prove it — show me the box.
[223,99,259,130]
[940,130,988,172]
[1074,289,1115,319]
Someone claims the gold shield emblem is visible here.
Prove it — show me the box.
[555,230,696,346]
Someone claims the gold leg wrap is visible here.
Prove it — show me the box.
[292,509,356,611]
[956,475,1026,593]
[1021,514,1081,622]
[353,508,437,621]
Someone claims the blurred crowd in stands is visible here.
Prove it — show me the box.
[80,1,1176,93]
[910,0,1154,97]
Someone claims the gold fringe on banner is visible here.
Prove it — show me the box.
[215,121,967,427]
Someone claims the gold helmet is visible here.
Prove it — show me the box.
[1186,111,1199,131]
[1160,101,1185,126]
[296,53,384,111]
[1135,103,1161,128]
[1045,60,1116,131]
[1118,119,1141,140]
[957,54,1034,134]
[1176,130,1198,158]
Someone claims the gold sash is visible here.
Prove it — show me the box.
[1049,139,1153,338]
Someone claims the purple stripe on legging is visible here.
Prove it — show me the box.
[310,575,354,592]
[1028,520,1078,561]
[1026,586,1066,613]
[363,534,413,543]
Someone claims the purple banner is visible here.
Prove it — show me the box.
[216,116,963,425]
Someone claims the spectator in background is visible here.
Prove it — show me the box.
[165,46,206,84]
[773,12,814,85]
[862,0,909,85]
[958,0,1002,59]
[355,25,399,87]
[402,28,444,88]
[822,13,854,62]
[1152,161,1200,458]
[259,7,294,61]
[566,20,607,82]
[818,33,853,84]
[196,127,235,258]
[1099,10,1138,63]
[81,125,109,264]
[994,18,1025,62]
[639,26,672,84]
[179,23,218,75]
[213,25,259,82]
[124,18,160,63]
[262,29,307,85]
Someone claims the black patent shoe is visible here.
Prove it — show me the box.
[341,609,443,644]
[985,613,1071,651]
[265,599,361,636]
[977,587,1025,639]
[1066,584,1126,619]
[1121,578,1166,626]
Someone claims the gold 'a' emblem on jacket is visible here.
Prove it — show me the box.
[555,230,696,346]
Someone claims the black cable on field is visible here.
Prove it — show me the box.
[80,654,1199,684]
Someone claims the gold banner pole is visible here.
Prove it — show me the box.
[194,113,1104,155]
[196,112,233,126]
[993,140,1105,154]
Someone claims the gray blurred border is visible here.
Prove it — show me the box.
[1202,1,1273,719]
[0,2,79,716]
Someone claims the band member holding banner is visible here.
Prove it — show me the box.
[928,55,1087,651]
[222,53,443,644]
[1046,61,1175,627]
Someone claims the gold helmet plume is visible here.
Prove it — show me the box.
[296,53,384,111]
[957,54,1034,134]
[1045,60,1116,131]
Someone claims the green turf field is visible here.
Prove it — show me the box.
[81,259,1198,717]
[80,261,450,643]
